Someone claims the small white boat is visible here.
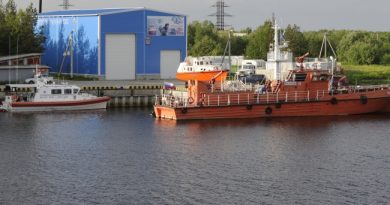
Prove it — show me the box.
[176,56,229,82]
[1,75,110,112]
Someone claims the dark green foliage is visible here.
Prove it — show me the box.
[245,20,273,59]
[188,21,220,56]
[0,0,44,56]
[283,24,307,57]
[186,20,389,66]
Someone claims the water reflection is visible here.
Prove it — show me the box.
[0,109,389,204]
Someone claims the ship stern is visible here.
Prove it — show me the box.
[154,105,177,120]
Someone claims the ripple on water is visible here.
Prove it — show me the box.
[0,110,389,204]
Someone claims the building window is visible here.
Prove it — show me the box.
[51,89,62,94]
[64,89,72,94]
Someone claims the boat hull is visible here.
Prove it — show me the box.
[154,97,390,120]
[5,96,110,112]
[176,71,229,82]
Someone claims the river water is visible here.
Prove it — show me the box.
[0,108,389,204]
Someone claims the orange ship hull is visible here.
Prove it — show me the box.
[176,70,229,82]
[154,94,390,120]
[159,67,390,120]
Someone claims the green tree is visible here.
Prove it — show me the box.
[0,0,44,56]
[0,1,7,55]
[190,35,222,56]
[283,24,307,57]
[303,31,323,57]
[337,31,386,64]
[188,21,223,56]
[240,27,252,35]
[231,35,248,55]
[245,20,273,59]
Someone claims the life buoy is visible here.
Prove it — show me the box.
[246,104,253,110]
[181,107,188,114]
[360,95,368,104]
[187,97,194,104]
[330,97,338,105]
[265,107,272,115]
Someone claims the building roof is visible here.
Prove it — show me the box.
[39,8,145,17]
[39,7,186,17]
[0,53,43,62]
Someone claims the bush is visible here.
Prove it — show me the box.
[380,53,390,65]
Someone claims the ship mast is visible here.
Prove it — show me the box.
[272,20,281,81]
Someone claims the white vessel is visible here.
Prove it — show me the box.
[176,56,229,82]
[1,75,110,112]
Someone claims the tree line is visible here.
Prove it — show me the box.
[1,0,390,66]
[188,20,390,65]
[0,0,44,56]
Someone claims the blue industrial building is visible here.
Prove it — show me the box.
[38,8,187,80]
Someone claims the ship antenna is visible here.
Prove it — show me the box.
[319,33,337,59]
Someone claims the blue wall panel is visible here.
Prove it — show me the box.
[100,11,145,76]
[144,10,187,75]
[101,10,186,76]
[38,16,99,74]
[38,9,186,77]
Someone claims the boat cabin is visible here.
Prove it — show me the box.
[4,83,82,103]
[35,85,80,95]
[192,57,213,66]
[278,70,332,93]
[179,57,221,73]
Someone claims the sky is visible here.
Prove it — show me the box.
[13,0,390,32]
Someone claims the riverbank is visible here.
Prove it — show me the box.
[342,64,390,85]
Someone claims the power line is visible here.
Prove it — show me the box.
[59,0,73,10]
[209,0,232,30]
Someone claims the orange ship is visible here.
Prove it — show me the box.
[155,22,390,120]
[154,67,390,120]
[175,56,229,82]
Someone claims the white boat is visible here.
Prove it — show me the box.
[176,56,229,82]
[1,75,110,112]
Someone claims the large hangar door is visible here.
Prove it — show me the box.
[105,34,135,80]
[160,50,181,79]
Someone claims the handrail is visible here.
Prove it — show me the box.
[156,84,390,108]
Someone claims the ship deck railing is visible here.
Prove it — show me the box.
[155,84,390,108]
[155,90,327,108]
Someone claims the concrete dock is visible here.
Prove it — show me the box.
[0,79,185,108]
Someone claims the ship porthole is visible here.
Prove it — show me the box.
[275,102,282,109]
[181,107,188,114]
[330,97,338,105]
[360,95,368,104]
[265,107,272,115]
[246,104,253,110]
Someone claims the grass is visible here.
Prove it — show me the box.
[340,64,390,85]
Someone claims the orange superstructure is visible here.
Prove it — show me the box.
[154,68,390,120]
